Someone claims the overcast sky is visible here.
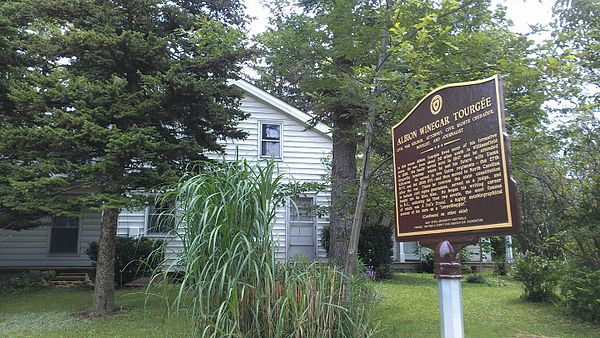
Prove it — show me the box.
[243,0,554,38]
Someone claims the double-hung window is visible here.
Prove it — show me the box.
[260,121,282,159]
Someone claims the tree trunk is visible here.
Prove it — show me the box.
[329,114,357,269]
[91,207,119,315]
[343,0,394,277]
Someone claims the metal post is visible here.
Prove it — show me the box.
[433,240,464,338]
[438,278,464,338]
[421,238,476,338]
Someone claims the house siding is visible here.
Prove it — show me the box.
[165,92,332,263]
[0,209,100,268]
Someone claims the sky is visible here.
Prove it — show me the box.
[244,0,555,38]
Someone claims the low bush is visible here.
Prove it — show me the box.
[86,237,164,286]
[465,273,486,284]
[358,224,393,279]
[512,252,562,302]
[0,270,55,294]
[465,272,507,287]
[561,263,600,323]
[321,223,393,280]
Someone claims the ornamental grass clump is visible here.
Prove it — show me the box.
[148,159,377,337]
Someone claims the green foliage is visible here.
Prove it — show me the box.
[149,159,378,337]
[255,0,550,272]
[0,0,250,228]
[560,263,600,323]
[417,247,435,273]
[0,271,56,294]
[465,273,506,287]
[465,273,486,284]
[358,224,393,279]
[512,252,562,302]
[488,236,510,275]
[86,237,164,286]
[321,223,393,279]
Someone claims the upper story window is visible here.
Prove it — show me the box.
[49,216,80,255]
[260,121,282,159]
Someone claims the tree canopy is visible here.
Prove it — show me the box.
[0,0,250,229]
[0,0,250,315]
[255,0,549,270]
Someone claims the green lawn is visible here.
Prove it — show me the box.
[374,273,600,338]
[1,273,599,337]
[0,287,188,337]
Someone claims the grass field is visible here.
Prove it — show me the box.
[374,273,600,338]
[1,273,599,337]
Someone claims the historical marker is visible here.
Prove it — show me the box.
[392,75,520,240]
[392,75,521,338]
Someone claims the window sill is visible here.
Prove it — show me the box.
[259,156,284,162]
[47,253,80,257]
[144,233,177,239]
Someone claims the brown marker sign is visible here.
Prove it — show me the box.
[392,75,520,240]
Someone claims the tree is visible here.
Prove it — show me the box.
[256,0,548,274]
[0,0,250,315]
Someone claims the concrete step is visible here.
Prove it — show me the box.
[53,275,90,282]
[51,272,91,283]
[58,272,88,277]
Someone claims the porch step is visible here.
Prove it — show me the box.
[50,272,91,285]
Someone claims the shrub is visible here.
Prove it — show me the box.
[465,273,486,284]
[418,247,435,273]
[465,272,506,287]
[321,223,393,279]
[489,236,509,275]
[149,159,378,337]
[86,237,164,286]
[0,271,55,294]
[561,263,600,323]
[358,224,393,279]
[512,252,562,302]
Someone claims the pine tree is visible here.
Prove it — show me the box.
[0,0,249,315]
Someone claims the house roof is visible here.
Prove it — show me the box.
[231,79,332,139]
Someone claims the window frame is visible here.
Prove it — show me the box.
[258,120,283,160]
[47,215,82,256]
[144,204,177,237]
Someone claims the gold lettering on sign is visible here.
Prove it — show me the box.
[395,128,504,228]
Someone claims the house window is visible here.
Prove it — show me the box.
[49,216,80,254]
[147,203,176,234]
[260,121,282,159]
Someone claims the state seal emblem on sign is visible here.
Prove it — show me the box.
[430,94,442,115]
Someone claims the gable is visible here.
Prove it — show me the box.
[231,80,332,140]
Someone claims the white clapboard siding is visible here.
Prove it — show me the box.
[117,209,146,237]
[164,83,332,265]
[0,209,100,268]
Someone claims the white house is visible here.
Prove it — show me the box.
[0,79,436,270]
